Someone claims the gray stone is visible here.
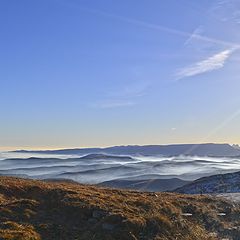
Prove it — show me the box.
[92,210,107,219]
[88,218,98,224]
[102,223,115,231]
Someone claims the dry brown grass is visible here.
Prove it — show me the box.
[0,176,239,240]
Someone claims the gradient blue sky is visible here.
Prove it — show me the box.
[1,0,240,150]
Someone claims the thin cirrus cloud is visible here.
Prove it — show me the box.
[175,48,237,80]
[93,100,136,109]
[213,0,240,24]
[92,83,149,109]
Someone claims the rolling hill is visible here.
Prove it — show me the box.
[99,178,189,192]
[175,171,240,194]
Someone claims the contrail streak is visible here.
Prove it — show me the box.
[56,0,240,48]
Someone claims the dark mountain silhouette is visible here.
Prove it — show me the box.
[13,143,240,157]
[174,171,240,194]
[80,153,134,161]
[99,178,190,192]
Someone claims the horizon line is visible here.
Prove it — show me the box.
[1,142,238,152]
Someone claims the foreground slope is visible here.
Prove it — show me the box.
[0,177,239,240]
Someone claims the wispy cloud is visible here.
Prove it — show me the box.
[107,83,147,98]
[59,0,240,81]
[93,100,136,109]
[175,48,236,80]
[92,82,148,109]
[211,0,240,24]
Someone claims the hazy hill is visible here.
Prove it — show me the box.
[175,171,240,194]
[80,153,134,161]
[0,176,240,240]
[99,178,189,192]
[14,143,240,157]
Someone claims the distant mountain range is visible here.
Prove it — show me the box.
[175,171,240,194]
[14,143,240,157]
[80,153,133,161]
[3,149,240,194]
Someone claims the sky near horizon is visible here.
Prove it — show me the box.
[1,0,240,150]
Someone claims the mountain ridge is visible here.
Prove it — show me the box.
[13,143,240,157]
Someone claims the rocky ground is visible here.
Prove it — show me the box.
[217,193,240,203]
[0,176,239,240]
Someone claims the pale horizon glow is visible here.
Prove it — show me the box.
[1,140,240,152]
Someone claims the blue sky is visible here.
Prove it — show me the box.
[1,0,240,150]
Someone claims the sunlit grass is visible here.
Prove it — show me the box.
[0,177,239,240]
